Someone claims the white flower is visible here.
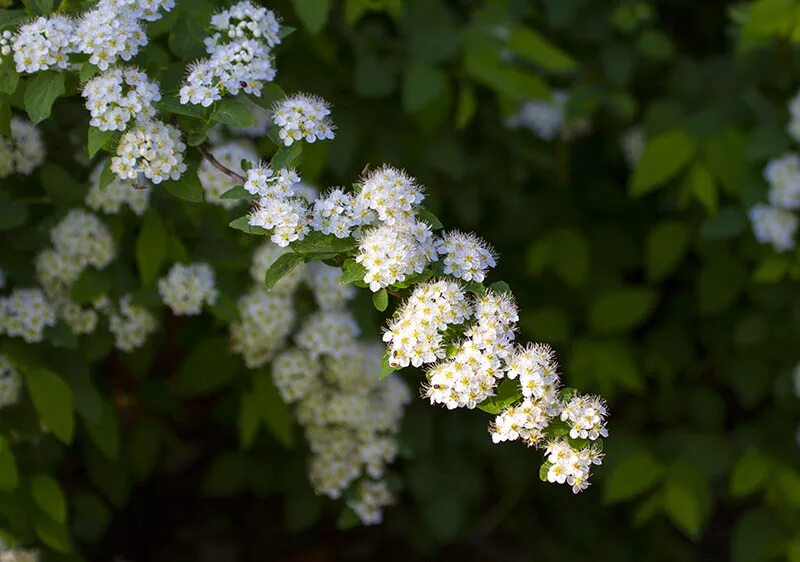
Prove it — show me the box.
[82,66,161,132]
[490,398,550,445]
[0,117,46,178]
[560,394,608,440]
[86,161,150,215]
[436,231,497,283]
[764,153,800,210]
[0,288,57,343]
[348,480,394,525]
[355,219,437,292]
[243,164,300,198]
[111,119,187,184]
[108,295,157,352]
[749,203,798,252]
[158,263,218,316]
[13,15,74,73]
[305,263,355,310]
[248,196,309,247]
[295,310,360,359]
[198,141,258,208]
[0,355,22,409]
[271,94,335,146]
[310,188,360,238]
[231,288,295,368]
[354,165,424,226]
[545,439,604,494]
[506,92,566,141]
[272,349,320,402]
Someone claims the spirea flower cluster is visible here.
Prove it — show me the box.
[179,1,279,106]
[271,94,335,146]
[111,119,187,184]
[506,90,590,141]
[82,66,161,132]
[107,295,158,352]
[0,117,46,178]
[158,263,218,316]
[749,92,800,252]
[0,355,22,410]
[0,288,57,343]
[86,162,150,215]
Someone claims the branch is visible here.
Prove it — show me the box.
[197,144,246,184]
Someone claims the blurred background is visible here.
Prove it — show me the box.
[5,0,800,560]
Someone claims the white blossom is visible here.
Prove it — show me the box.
[0,117,45,178]
[749,203,798,252]
[86,161,150,215]
[436,231,497,283]
[231,288,294,368]
[82,66,161,132]
[111,119,187,184]
[764,153,800,210]
[108,295,157,352]
[271,94,335,146]
[0,288,57,343]
[158,263,218,316]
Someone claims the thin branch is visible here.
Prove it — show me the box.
[197,144,246,184]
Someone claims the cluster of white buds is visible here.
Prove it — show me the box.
[179,1,279,106]
[36,209,115,296]
[0,355,22,410]
[0,117,46,178]
[158,263,218,316]
[0,30,12,62]
[199,141,258,208]
[111,119,187,184]
[273,339,410,524]
[506,91,589,141]
[436,231,497,283]
[230,288,294,368]
[107,294,158,352]
[82,66,161,132]
[271,94,335,146]
[85,162,150,215]
[621,126,645,168]
[0,288,57,343]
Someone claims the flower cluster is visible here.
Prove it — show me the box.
[199,141,258,208]
[111,119,187,184]
[231,288,294,368]
[179,1,279,106]
[86,162,150,215]
[0,30,11,62]
[243,163,300,198]
[506,91,589,141]
[0,117,46,178]
[107,295,158,352]
[12,15,74,73]
[271,94,335,146]
[82,66,161,132]
[750,152,800,252]
[544,439,604,494]
[0,355,21,410]
[0,288,57,343]
[158,263,218,316]
[436,231,497,283]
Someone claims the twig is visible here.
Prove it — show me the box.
[197,144,246,184]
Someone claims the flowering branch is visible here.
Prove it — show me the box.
[197,144,246,185]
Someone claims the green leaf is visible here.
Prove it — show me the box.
[733,509,785,562]
[0,57,19,95]
[417,207,444,230]
[291,0,331,34]
[87,127,116,158]
[403,62,447,113]
[30,473,67,524]
[488,281,511,294]
[98,159,115,190]
[79,62,99,83]
[253,373,293,447]
[220,185,255,200]
[238,391,260,449]
[372,288,389,311]
[604,451,663,503]
[730,451,771,497]
[168,15,206,59]
[477,378,522,414]
[379,352,397,379]
[162,169,204,202]
[455,85,477,130]
[0,436,19,491]
[264,252,303,290]
[157,95,210,119]
[686,160,717,212]
[539,460,553,482]
[0,199,28,231]
[70,268,111,304]
[589,288,657,333]
[270,142,303,170]
[211,98,255,129]
[753,255,789,283]
[24,71,66,124]
[32,511,72,553]
[508,25,577,73]
[247,83,286,111]
[645,221,690,281]
[174,337,240,397]
[0,10,29,31]
[136,209,168,285]
[291,231,358,258]
[630,129,697,196]
[664,480,705,539]
[82,400,120,460]
[25,368,74,445]
[23,0,54,15]
[699,207,747,239]
[339,259,367,285]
